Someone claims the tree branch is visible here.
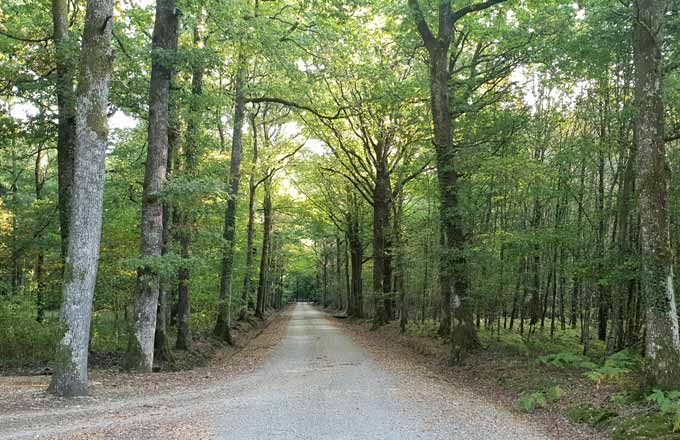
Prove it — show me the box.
[245,96,344,120]
[450,0,510,24]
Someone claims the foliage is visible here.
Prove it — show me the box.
[585,351,638,384]
[646,389,680,432]
[537,352,598,370]
[518,385,564,413]
[567,404,617,428]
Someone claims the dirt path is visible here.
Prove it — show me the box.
[0,304,552,439]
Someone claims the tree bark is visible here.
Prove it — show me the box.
[371,151,391,327]
[52,0,77,259]
[48,0,114,396]
[256,177,273,319]
[240,111,259,321]
[34,147,47,322]
[128,0,178,371]
[347,196,363,318]
[214,56,246,343]
[634,0,680,389]
[154,118,175,361]
[176,24,203,351]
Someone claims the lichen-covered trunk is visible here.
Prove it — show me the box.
[256,177,273,319]
[52,0,77,259]
[128,0,178,371]
[48,0,114,397]
[634,0,680,389]
[214,57,246,343]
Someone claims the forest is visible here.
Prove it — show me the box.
[2,0,680,438]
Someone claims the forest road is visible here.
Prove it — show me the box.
[0,303,552,439]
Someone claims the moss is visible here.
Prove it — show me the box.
[123,332,146,371]
[87,109,109,139]
[48,341,87,397]
[612,413,680,440]
[567,404,617,429]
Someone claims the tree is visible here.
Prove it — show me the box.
[48,0,115,396]
[214,55,246,344]
[408,0,510,363]
[127,0,179,371]
[633,0,680,389]
[51,0,76,259]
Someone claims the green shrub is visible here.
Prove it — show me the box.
[547,385,565,402]
[405,319,440,338]
[585,350,638,383]
[568,404,617,428]
[0,301,59,367]
[537,351,598,370]
[646,389,680,432]
[519,391,548,413]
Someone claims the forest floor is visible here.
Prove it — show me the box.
[1,303,559,439]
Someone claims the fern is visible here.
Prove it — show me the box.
[645,389,680,432]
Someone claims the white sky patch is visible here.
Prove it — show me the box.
[572,2,586,20]
[8,101,38,121]
[304,139,327,155]
[295,59,308,72]
[281,121,328,155]
[109,111,139,130]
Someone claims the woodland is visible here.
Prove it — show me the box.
[1,0,680,437]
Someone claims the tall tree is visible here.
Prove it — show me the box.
[214,55,247,344]
[48,0,115,397]
[127,0,179,371]
[633,0,680,388]
[409,0,509,363]
[51,0,76,258]
[176,22,205,351]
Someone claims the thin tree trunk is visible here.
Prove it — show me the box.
[176,24,204,351]
[52,0,76,259]
[256,177,273,319]
[34,147,47,322]
[214,55,247,343]
[239,111,259,321]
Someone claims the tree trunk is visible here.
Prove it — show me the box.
[154,96,178,361]
[239,112,259,321]
[347,200,363,318]
[34,147,47,322]
[127,0,178,371]
[48,0,114,396]
[52,0,77,259]
[176,25,203,351]
[256,177,272,319]
[371,153,391,327]
[430,46,479,360]
[214,56,246,344]
[634,0,680,389]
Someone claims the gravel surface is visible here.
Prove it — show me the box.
[0,304,553,439]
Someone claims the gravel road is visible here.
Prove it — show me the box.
[0,303,552,439]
